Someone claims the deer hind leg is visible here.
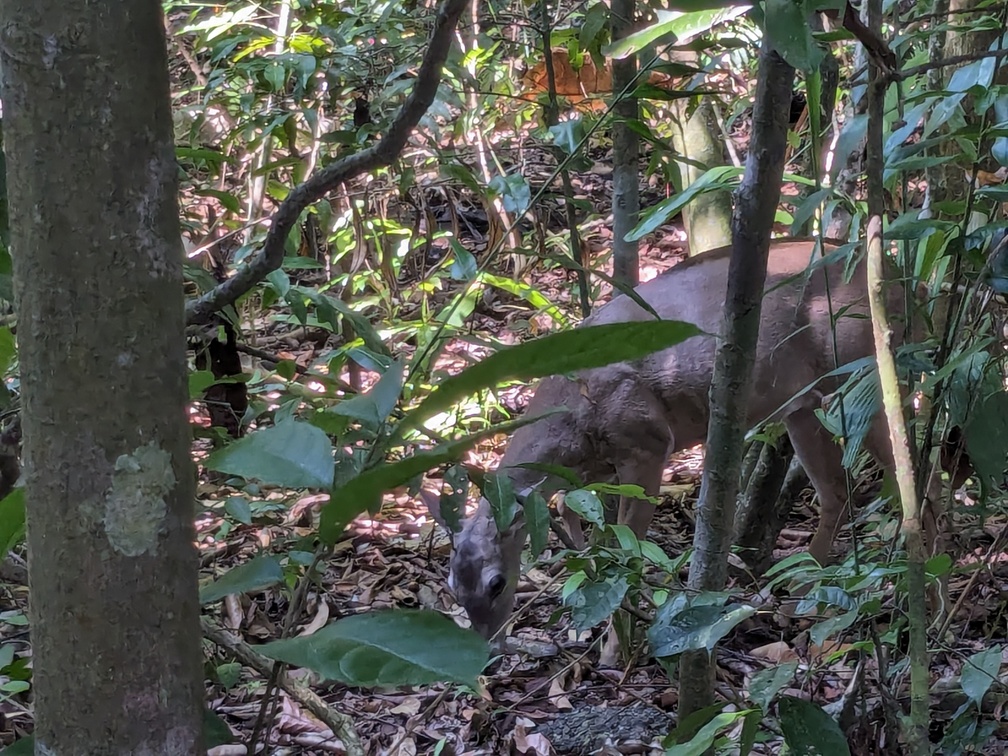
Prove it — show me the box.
[615,437,671,540]
[783,407,856,564]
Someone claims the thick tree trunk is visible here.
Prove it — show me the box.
[678,41,796,716]
[0,2,204,753]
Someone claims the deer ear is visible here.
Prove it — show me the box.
[418,489,461,537]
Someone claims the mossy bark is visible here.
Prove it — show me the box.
[0,2,204,752]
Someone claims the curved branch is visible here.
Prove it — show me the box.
[185,0,470,326]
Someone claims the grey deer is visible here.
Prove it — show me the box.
[429,238,902,641]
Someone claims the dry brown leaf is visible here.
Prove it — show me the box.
[751,641,799,664]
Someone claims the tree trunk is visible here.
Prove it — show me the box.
[670,96,733,254]
[678,40,796,716]
[610,0,640,289]
[0,2,205,753]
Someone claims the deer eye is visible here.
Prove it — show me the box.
[488,574,507,599]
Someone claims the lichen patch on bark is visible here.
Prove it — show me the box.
[104,442,176,556]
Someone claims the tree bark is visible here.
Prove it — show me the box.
[670,96,733,254]
[0,2,204,753]
[678,40,796,716]
[610,0,640,289]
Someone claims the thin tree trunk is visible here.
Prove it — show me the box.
[0,2,205,752]
[610,0,640,289]
[678,40,796,717]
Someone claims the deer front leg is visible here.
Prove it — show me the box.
[783,407,854,564]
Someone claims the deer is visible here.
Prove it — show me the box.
[427,238,913,642]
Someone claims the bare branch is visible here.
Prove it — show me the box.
[185,0,470,325]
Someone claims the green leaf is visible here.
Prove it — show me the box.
[961,645,1002,707]
[449,239,477,281]
[488,173,531,215]
[809,610,858,647]
[0,736,33,756]
[627,166,741,241]
[260,609,489,687]
[329,360,403,431]
[203,708,234,748]
[321,415,550,543]
[563,490,605,527]
[566,574,630,630]
[205,421,335,490]
[0,489,25,553]
[523,490,550,558]
[200,555,285,604]
[404,320,701,430]
[483,472,517,532]
[224,496,253,525]
[765,0,823,71]
[649,601,756,658]
[748,661,798,712]
[0,328,15,375]
[665,710,754,756]
[963,391,1008,492]
[778,697,851,756]
[605,7,749,58]
[479,273,569,328]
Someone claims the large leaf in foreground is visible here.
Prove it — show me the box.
[206,420,334,489]
[260,610,489,688]
[404,320,701,429]
[319,413,555,542]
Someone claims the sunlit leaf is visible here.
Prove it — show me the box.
[405,320,702,430]
[206,421,335,490]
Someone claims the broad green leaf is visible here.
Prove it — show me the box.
[649,602,756,658]
[609,524,642,556]
[566,574,630,630]
[778,697,851,756]
[961,645,1002,707]
[329,360,403,431]
[665,710,754,756]
[321,414,552,543]
[963,391,1008,493]
[563,490,605,527]
[765,0,823,71]
[200,555,284,604]
[405,321,701,430]
[206,421,335,490]
[523,491,550,558]
[0,489,25,553]
[605,7,749,58]
[748,661,798,712]
[260,609,489,687]
[483,472,517,532]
